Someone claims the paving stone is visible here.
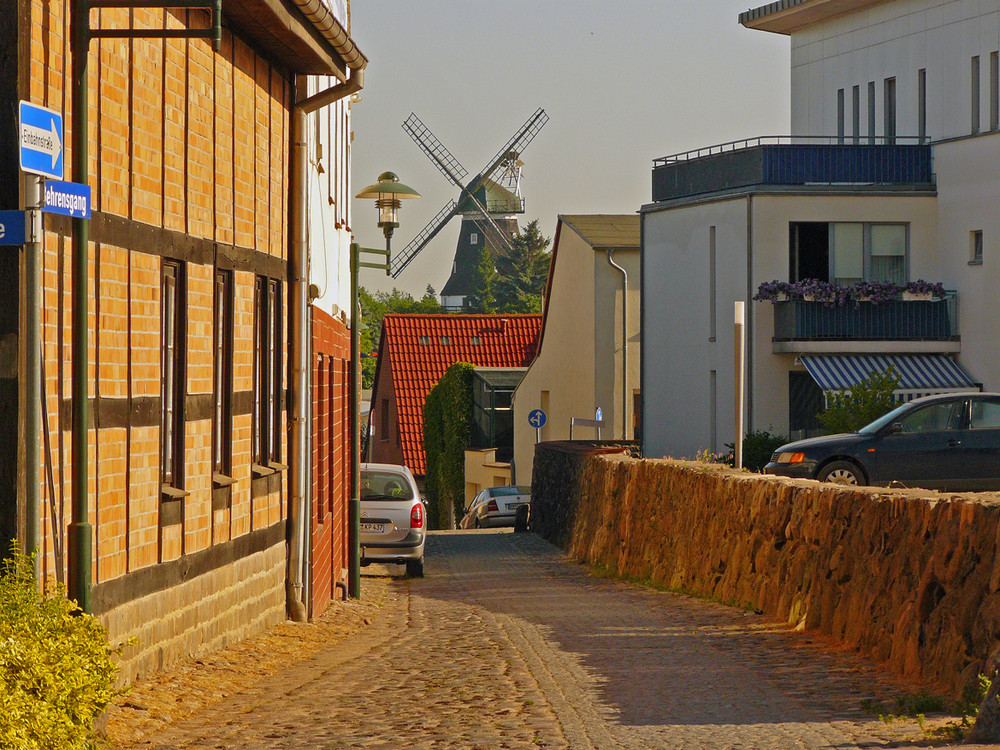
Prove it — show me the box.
[107,529,992,749]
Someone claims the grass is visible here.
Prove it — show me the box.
[861,676,992,744]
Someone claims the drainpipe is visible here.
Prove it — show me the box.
[287,66,364,622]
[606,249,628,439]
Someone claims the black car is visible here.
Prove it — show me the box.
[764,392,1000,491]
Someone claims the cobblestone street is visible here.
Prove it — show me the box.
[110,530,987,749]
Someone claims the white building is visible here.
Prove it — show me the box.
[642,0,996,459]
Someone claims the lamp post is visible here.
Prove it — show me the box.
[349,172,419,598]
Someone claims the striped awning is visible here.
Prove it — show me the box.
[800,354,977,400]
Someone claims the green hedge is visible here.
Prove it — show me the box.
[0,545,124,749]
[423,362,475,528]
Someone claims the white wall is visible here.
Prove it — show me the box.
[305,81,353,320]
[789,0,1000,140]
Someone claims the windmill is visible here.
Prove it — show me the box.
[391,108,549,309]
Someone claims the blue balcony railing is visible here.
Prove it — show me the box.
[651,136,934,202]
[772,295,959,342]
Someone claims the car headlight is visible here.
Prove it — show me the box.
[776,452,806,464]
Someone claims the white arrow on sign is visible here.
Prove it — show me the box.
[21,118,62,170]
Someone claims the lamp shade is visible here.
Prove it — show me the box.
[355,171,421,201]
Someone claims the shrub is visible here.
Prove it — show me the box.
[423,362,476,528]
[726,428,788,472]
[0,544,124,749]
[818,366,901,435]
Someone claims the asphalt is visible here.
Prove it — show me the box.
[103,529,994,749]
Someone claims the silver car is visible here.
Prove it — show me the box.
[360,463,425,577]
[460,486,531,529]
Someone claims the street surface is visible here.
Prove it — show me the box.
[130,530,979,749]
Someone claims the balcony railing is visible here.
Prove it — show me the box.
[651,135,934,202]
[772,295,959,342]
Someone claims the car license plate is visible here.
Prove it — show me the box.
[360,522,385,534]
[506,502,524,511]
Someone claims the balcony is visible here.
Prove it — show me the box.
[651,136,934,203]
[770,295,960,354]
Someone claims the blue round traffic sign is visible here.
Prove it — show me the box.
[528,409,547,429]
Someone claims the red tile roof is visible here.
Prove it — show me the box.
[377,314,542,475]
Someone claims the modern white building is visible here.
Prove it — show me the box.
[642,0,997,459]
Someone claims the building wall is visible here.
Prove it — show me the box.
[641,191,938,459]
[789,0,1000,140]
[463,448,511,507]
[311,308,350,619]
[367,349,405,466]
[25,4,293,679]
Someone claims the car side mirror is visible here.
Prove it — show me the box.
[889,423,903,434]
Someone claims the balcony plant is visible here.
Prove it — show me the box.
[901,279,946,301]
[850,280,900,305]
[752,280,794,302]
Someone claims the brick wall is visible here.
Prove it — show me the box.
[311,307,350,619]
[27,2,295,675]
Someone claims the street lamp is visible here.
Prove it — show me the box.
[348,172,419,598]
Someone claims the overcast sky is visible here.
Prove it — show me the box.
[348,1,791,297]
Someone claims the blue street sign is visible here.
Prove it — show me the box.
[528,409,547,429]
[19,101,64,180]
[0,211,27,246]
[595,407,603,422]
[42,180,91,219]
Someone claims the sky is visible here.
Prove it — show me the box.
[348,1,791,298]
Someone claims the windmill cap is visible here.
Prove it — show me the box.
[356,172,421,199]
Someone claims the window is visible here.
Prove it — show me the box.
[790,222,907,285]
[897,401,964,433]
[837,88,845,144]
[708,226,717,341]
[991,52,999,131]
[971,399,1000,430]
[973,56,981,135]
[470,335,481,346]
[161,261,186,489]
[213,269,234,477]
[440,335,450,345]
[884,77,896,144]
[971,230,984,265]
[253,276,282,467]
[418,335,431,345]
[867,81,876,144]
[918,69,927,143]
[380,398,389,442]
[470,232,478,245]
[852,85,861,143]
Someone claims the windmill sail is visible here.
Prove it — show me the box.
[403,113,469,185]
[390,200,459,278]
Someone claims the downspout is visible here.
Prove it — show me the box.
[606,249,628,439]
[288,64,364,622]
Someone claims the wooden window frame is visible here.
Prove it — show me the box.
[213,269,234,480]
[253,276,283,472]
[161,260,187,492]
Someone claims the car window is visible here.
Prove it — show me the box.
[896,400,965,433]
[360,471,414,500]
[489,487,522,497]
[970,399,1000,429]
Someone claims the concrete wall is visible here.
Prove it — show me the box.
[464,448,511,506]
[532,443,1000,698]
[788,0,1000,140]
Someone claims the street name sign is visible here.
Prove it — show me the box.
[43,181,91,219]
[19,101,64,180]
[0,211,27,246]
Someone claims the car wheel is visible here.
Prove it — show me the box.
[406,558,424,578]
[818,460,866,486]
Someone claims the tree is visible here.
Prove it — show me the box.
[492,219,551,313]
[464,252,496,314]
[817,366,901,434]
[359,286,443,389]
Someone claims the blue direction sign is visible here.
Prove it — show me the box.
[19,101,64,180]
[43,181,90,219]
[0,211,27,246]
[528,409,547,429]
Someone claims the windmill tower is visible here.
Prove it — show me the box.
[391,109,549,310]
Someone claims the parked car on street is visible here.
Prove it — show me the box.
[764,392,1000,491]
[460,486,531,529]
[360,463,425,577]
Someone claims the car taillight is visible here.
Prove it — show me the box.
[410,503,424,529]
[487,499,498,512]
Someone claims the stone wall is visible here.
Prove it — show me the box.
[531,442,1000,697]
[99,540,286,685]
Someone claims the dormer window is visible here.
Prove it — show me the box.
[418,336,430,345]
[470,336,481,346]
[470,233,478,245]
[440,336,451,345]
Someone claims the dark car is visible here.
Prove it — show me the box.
[764,392,1000,491]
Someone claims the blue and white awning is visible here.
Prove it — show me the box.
[800,354,978,401]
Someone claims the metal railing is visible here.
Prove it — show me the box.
[653,134,929,167]
[772,294,959,342]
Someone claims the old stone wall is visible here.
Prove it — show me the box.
[531,442,1000,697]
